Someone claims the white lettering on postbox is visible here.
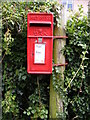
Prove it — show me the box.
[30,15,51,21]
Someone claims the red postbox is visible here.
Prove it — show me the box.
[27,13,53,74]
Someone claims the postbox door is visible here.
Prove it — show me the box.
[27,13,53,74]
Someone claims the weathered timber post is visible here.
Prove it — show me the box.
[49,7,66,119]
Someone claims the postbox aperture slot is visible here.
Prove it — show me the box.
[30,21,51,27]
[34,43,45,64]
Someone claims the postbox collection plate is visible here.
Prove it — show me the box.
[34,43,45,64]
[27,13,53,74]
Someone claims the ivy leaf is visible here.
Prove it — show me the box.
[22,76,26,80]
[27,111,31,116]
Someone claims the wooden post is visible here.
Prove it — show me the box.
[49,7,66,118]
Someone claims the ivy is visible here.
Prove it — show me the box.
[52,66,67,119]
[63,6,90,120]
[51,6,90,120]
[2,1,62,119]
[2,1,89,120]
[3,29,14,55]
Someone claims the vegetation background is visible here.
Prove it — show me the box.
[1,1,90,120]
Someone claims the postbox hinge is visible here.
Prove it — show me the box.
[53,63,68,67]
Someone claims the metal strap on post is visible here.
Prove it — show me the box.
[28,35,68,67]
[27,36,68,39]
[53,36,68,39]
[53,63,68,67]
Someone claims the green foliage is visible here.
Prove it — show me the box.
[52,66,64,95]
[23,94,48,119]
[52,66,67,119]
[2,1,89,120]
[2,90,19,116]
[51,6,90,120]
[2,1,62,119]
[63,6,90,120]
[23,77,49,119]
[3,29,14,55]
